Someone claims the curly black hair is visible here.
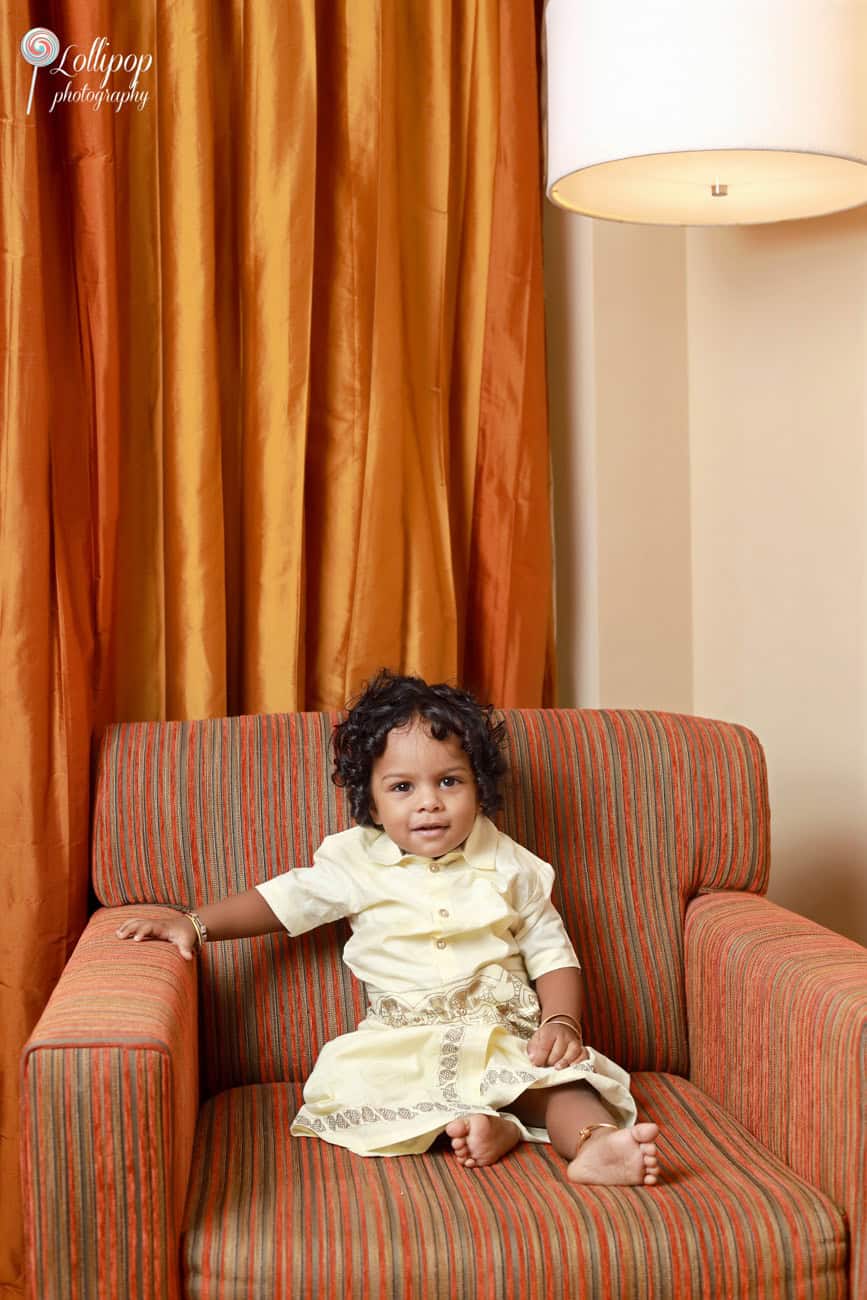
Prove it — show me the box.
[332,669,508,826]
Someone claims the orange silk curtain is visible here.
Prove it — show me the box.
[0,1,552,1292]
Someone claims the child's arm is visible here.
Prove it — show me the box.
[527,966,588,1069]
[115,889,283,962]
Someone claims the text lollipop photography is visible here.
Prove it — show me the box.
[19,28,152,114]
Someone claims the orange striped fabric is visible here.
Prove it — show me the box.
[21,909,198,1299]
[498,710,769,1074]
[686,892,867,1299]
[93,713,360,1096]
[179,1074,846,1298]
[91,709,769,1091]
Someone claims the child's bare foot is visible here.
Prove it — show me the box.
[446,1114,522,1168]
[567,1122,660,1186]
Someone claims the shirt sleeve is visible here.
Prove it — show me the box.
[255,831,365,936]
[510,847,581,981]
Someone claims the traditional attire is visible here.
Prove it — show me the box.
[256,815,636,1156]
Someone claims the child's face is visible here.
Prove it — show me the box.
[369,718,480,857]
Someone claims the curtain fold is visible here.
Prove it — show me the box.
[0,2,553,1292]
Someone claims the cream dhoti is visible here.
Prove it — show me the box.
[291,968,636,1156]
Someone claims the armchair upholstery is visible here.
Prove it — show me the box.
[21,909,199,1298]
[686,892,866,1291]
[21,710,866,1298]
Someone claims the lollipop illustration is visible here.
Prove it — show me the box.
[20,28,61,115]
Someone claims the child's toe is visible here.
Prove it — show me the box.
[643,1151,660,1182]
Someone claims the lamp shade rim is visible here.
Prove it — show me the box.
[547,145,867,189]
[545,194,867,228]
[548,148,867,226]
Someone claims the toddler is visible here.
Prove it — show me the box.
[117,671,659,1185]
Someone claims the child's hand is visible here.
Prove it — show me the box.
[527,1022,588,1071]
[115,911,199,962]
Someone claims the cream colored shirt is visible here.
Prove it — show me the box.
[256,814,580,992]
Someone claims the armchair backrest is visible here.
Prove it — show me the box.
[92,709,769,1095]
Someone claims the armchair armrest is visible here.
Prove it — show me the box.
[686,892,866,1297]
[20,908,199,1300]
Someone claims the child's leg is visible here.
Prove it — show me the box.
[512,1083,660,1186]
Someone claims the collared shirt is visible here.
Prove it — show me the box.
[256,815,580,993]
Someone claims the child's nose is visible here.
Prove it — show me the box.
[417,784,444,810]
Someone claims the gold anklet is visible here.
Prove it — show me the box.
[574,1122,618,1155]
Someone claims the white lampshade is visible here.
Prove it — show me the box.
[544,0,867,225]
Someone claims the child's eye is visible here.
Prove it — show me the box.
[390,782,411,793]
[441,776,460,787]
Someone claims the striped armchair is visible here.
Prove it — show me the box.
[21,710,866,1299]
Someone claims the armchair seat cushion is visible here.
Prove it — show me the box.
[181,1074,847,1300]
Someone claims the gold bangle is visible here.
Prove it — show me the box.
[541,1012,582,1033]
[184,910,208,951]
[542,1017,583,1036]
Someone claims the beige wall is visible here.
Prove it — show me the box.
[546,212,694,712]
[544,202,867,948]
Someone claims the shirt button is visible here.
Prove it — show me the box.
[429,864,440,873]
[436,939,447,949]
[439,908,450,917]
